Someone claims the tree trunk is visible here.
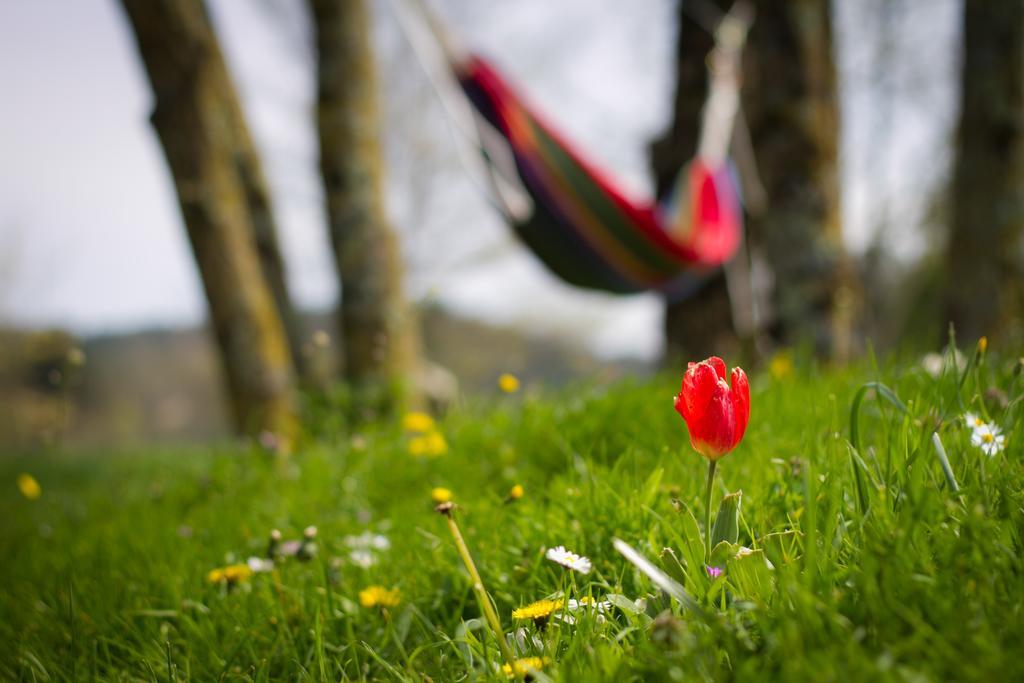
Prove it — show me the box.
[742,0,849,357]
[308,0,416,415]
[653,0,848,363]
[121,0,296,436]
[946,1,1024,343]
[651,0,736,366]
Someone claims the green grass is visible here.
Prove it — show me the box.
[2,352,1023,681]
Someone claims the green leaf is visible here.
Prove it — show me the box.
[709,540,739,569]
[711,490,742,547]
[606,593,643,615]
[759,530,802,566]
[727,548,774,598]
[658,546,688,587]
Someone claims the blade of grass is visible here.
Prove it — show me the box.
[930,432,960,493]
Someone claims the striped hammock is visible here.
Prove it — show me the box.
[458,55,743,295]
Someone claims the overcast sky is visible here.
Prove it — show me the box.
[0,0,960,360]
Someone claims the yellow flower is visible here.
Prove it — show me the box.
[409,430,448,457]
[502,657,549,678]
[431,487,453,503]
[977,336,988,354]
[498,373,520,393]
[425,431,447,455]
[402,411,435,433]
[768,351,794,380]
[359,585,401,609]
[508,484,524,501]
[207,563,253,585]
[512,598,562,621]
[17,474,41,500]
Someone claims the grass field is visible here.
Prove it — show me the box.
[2,349,1023,681]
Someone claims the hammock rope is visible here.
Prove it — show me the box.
[392,0,754,297]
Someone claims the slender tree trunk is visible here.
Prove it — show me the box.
[651,0,735,365]
[308,0,416,415]
[946,1,1024,342]
[121,0,296,436]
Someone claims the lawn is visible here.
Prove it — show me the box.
[2,349,1023,681]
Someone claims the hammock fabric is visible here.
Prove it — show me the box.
[459,55,743,295]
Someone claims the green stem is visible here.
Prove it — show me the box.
[704,459,717,563]
[445,514,517,671]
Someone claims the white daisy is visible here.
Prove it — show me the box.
[921,353,944,378]
[971,422,1006,456]
[554,598,612,625]
[344,532,391,551]
[348,549,377,568]
[246,556,275,573]
[545,546,592,574]
[922,350,966,377]
[963,412,986,431]
[567,596,610,613]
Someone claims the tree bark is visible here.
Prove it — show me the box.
[653,0,848,363]
[945,1,1024,342]
[308,0,416,415]
[121,0,296,436]
[742,0,848,357]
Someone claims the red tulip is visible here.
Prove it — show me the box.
[674,356,750,460]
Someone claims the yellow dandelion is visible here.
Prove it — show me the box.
[17,473,41,500]
[977,336,988,354]
[431,487,453,503]
[402,411,435,433]
[207,563,253,585]
[408,435,428,457]
[408,430,447,457]
[503,657,549,678]
[425,431,447,455]
[359,585,401,609]
[512,598,562,622]
[768,351,794,380]
[498,373,520,393]
[506,484,524,503]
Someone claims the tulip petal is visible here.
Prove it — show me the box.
[678,361,719,421]
[708,356,727,380]
[690,381,737,459]
[730,367,750,445]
